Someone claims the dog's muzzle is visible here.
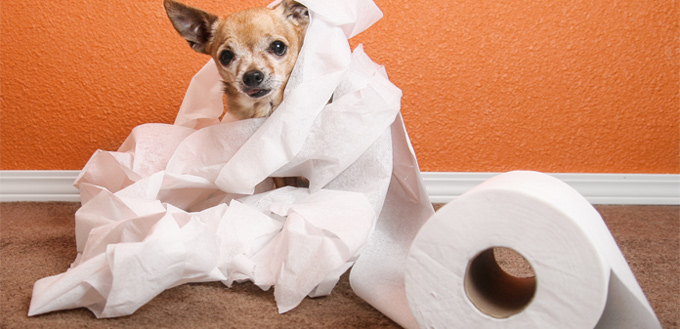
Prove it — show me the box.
[242,70,272,98]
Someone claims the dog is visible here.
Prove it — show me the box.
[164,0,309,120]
[165,0,310,188]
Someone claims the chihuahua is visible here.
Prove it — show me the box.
[164,0,309,119]
[165,0,310,188]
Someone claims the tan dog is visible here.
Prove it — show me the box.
[164,0,309,119]
[165,0,310,188]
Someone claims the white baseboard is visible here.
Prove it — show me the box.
[0,171,81,202]
[422,172,680,205]
[1,170,678,205]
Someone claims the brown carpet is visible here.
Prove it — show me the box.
[1,202,678,328]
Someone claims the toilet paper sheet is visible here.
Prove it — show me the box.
[28,0,438,318]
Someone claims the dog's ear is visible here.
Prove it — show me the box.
[276,0,309,28]
[164,0,218,54]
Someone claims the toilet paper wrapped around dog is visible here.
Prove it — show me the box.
[398,171,661,328]
[28,0,438,318]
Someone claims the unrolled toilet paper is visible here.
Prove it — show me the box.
[28,0,402,317]
[402,171,661,328]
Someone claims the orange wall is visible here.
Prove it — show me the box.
[2,0,678,173]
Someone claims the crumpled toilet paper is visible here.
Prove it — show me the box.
[29,0,436,318]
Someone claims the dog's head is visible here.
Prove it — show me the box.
[164,0,309,119]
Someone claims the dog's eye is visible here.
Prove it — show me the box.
[219,50,234,66]
[269,41,287,56]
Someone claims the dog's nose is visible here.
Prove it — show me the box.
[243,70,264,87]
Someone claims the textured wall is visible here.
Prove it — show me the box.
[1,0,678,173]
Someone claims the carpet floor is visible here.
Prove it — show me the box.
[1,202,678,328]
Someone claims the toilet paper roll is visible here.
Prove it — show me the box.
[405,171,661,329]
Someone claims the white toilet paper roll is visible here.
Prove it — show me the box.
[405,171,661,329]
